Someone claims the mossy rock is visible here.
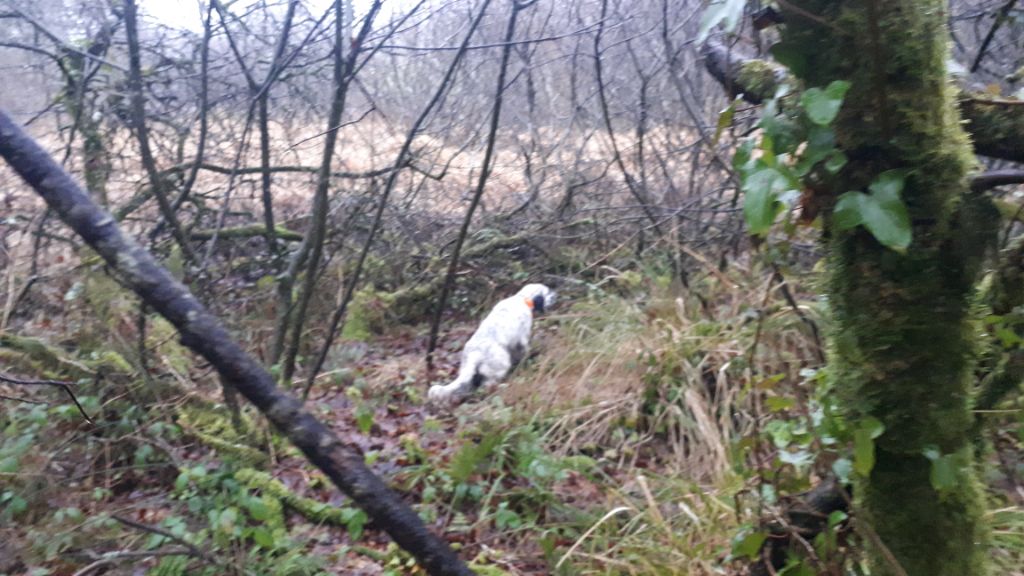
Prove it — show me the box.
[341,287,396,340]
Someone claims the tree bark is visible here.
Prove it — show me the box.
[775,2,992,574]
[0,110,472,576]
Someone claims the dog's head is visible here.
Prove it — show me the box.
[516,283,556,314]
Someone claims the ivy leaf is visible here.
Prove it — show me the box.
[862,171,911,251]
[0,457,18,474]
[698,0,747,43]
[341,508,368,540]
[831,458,853,484]
[805,126,835,160]
[770,41,808,78]
[853,417,884,476]
[862,417,885,439]
[795,126,836,176]
[733,138,757,174]
[868,169,905,197]
[251,526,274,549]
[731,528,769,560]
[247,497,271,521]
[758,100,801,155]
[824,150,847,174]
[743,167,793,235]
[833,170,912,252]
[833,191,865,231]
[218,507,239,534]
[828,510,849,529]
[923,446,960,493]
[801,80,851,125]
[714,98,739,144]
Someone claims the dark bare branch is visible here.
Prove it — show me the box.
[0,372,93,424]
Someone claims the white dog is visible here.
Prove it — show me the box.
[428,284,556,404]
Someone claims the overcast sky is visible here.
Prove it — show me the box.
[141,0,370,30]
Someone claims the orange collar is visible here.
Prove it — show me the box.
[524,297,535,310]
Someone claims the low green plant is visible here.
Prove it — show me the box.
[166,463,328,575]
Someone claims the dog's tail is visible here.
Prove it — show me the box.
[454,349,486,391]
[429,349,485,403]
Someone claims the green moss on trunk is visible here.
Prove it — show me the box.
[780,1,991,574]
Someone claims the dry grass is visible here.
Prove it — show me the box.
[499,263,825,485]
[554,473,739,575]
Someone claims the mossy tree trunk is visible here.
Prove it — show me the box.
[779,1,992,574]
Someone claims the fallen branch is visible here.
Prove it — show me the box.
[388,233,533,317]
[969,169,1024,193]
[0,109,472,576]
[188,224,303,242]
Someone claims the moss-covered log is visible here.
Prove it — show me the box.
[235,468,357,526]
[774,2,991,575]
[177,401,270,466]
[0,333,133,379]
[703,39,1024,164]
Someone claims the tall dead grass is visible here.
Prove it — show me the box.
[501,264,825,484]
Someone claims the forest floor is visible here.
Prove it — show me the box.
[2,277,1022,576]
[1,284,747,576]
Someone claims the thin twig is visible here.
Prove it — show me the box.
[71,549,194,576]
[287,106,377,150]
[376,19,606,51]
[970,0,1019,72]
[0,372,93,423]
[111,515,224,569]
